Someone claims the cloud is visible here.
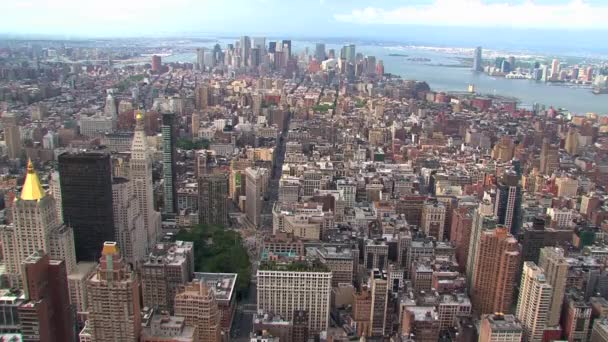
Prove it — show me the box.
[334,0,608,29]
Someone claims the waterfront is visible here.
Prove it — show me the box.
[163,39,607,115]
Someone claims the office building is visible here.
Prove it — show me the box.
[562,291,592,342]
[539,139,559,175]
[281,39,292,58]
[465,199,495,284]
[364,239,389,271]
[473,46,483,72]
[421,201,446,240]
[257,261,332,333]
[151,55,162,72]
[479,313,523,342]
[494,171,523,235]
[86,242,141,342]
[67,261,97,321]
[2,114,21,159]
[112,177,147,264]
[471,226,520,315]
[516,262,553,342]
[141,241,194,313]
[196,48,205,70]
[59,151,115,262]
[240,36,251,67]
[245,167,268,228]
[174,280,222,342]
[131,111,161,248]
[199,173,229,227]
[314,43,325,61]
[538,247,569,327]
[370,270,389,337]
[18,251,74,342]
[401,306,441,342]
[162,113,178,215]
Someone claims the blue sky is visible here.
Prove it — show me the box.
[2,0,608,38]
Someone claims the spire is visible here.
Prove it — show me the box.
[135,110,144,129]
[20,159,46,201]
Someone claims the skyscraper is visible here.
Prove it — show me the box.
[240,36,251,67]
[516,262,553,342]
[281,39,292,58]
[538,247,569,327]
[196,48,205,70]
[2,113,22,159]
[1,160,77,286]
[59,151,115,261]
[314,43,326,61]
[131,111,161,247]
[19,251,75,342]
[104,91,117,124]
[551,58,560,79]
[151,55,162,72]
[465,199,495,285]
[112,177,147,264]
[198,173,229,227]
[494,170,523,235]
[174,280,222,342]
[86,242,141,342]
[141,241,194,312]
[245,167,268,228]
[539,138,559,175]
[162,113,177,215]
[471,226,520,315]
[370,270,389,337]
[252,36,266,51]
[473,47,483,72]
[257,261,332,333]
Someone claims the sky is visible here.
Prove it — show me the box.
[2,0,608,43]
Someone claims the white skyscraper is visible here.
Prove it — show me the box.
[131,111,161,249]
[516,262,553,342]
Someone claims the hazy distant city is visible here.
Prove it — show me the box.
[2,1,608,342]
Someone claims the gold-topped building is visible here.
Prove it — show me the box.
[0,160,76,286]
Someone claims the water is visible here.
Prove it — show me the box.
[164,40,608,115]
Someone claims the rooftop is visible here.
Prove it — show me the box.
[193,272,237,302]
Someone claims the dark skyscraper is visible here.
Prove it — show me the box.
[59,151,115,261]
[494,170,523,235]
[162,113,177,215]
[268,41,277,54]
[240,35,251,67]
[315,43,326,61]
[473,46,483,72]
[199,173,229,227]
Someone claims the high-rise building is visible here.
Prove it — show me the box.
[2,114,22,159]
[314,43,325,61]
[19,251,74,342]
[245,167,268,228]
[268,41,277,54]
[473,47,483,72]
[151,55,162,72]
[539,138,559,175]
[252,37,266,51]
[199,173,229,227]
[162,113,178,215]
[86,242,141,342]
[370,270,389,337]
[551,59,560,79]
[196,48,205,70]
[59,151,115,262]
[141,241,194,312]
[257,261,332,333]
[104,91,117,124]
[516,262,553,342]
[420,201,446,240]
[465,199,495,285]
[471,226,520,315]
[281,40,292,58]
[131,111,161,247]
[562,291,592,342]
[1,160,77,286]
[240,36,251,67]
[112,177,147,264]
[174,280,222,342]
[479,313,523,342]
[494,171,523,235]
[538,247,569,327]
